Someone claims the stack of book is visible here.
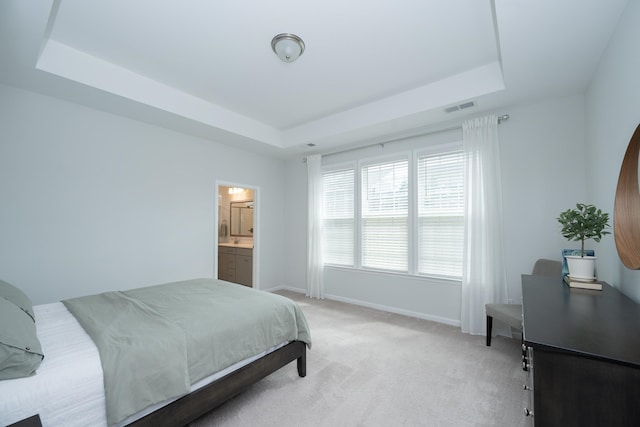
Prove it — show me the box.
[563,275,602,290]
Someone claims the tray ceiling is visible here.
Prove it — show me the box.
[0,0,629,156]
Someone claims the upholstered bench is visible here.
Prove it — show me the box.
[485,258,562,347]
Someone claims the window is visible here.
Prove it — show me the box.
[361,159,408,271]
[322,168,355,266]
[322,144,463,279]
[417,150,464,277]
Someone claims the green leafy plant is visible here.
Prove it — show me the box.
[557,203,611,257]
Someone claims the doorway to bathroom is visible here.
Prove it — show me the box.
[216,183,257,288]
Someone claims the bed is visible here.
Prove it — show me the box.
[0,278,311,426]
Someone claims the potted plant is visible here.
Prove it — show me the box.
[557,203,611,280]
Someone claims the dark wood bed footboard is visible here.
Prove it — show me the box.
[129,340,306,427]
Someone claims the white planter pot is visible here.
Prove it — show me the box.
[565,255,597,280]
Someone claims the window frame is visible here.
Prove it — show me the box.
[359,153,411,273]
[413,143,465,279]
[321,141,463,281]
[322,162,357,268]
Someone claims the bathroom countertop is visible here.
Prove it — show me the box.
[218,242,254,249]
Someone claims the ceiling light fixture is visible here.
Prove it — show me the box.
[271,33,305,63]
[228,187,245,195]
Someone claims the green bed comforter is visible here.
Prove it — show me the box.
[63,278,311,425]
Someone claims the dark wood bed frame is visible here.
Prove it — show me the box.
[129,340,306,426]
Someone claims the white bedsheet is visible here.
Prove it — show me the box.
[0,302,286,426]
[0,302,107,426]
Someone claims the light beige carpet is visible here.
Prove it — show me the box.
[190,290,528,427]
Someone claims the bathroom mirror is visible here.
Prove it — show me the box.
[614,123,640,269]
[230,201,254,236]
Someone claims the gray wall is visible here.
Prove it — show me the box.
[0,83,287,304]
[586,0,640,302]
[3,0,639,317]
[284,0,640,320]
[284,93,588,325]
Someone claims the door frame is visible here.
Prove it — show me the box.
[215,180,259,289]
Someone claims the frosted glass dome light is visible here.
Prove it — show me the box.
[271,33,305,63]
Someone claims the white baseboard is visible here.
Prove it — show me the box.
[262,285,304,294]
[325,293,461,327]
[266,286,461,328]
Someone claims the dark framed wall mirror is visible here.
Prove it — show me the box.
[614,123,640,269]
[230,201,254,236]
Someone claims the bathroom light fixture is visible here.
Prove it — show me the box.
[271,33,305,63]
[228,187,245,195]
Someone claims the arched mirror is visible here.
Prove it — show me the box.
[614,123,640,269]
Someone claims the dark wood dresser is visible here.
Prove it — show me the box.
[521,274,640,426]
[8,415,42,427]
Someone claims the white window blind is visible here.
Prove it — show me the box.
[417,150,464,277]
[361,159,408,271]
[322,168,355,266]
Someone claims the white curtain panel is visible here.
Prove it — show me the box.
[306,154,325,299]
[461,115,508,335]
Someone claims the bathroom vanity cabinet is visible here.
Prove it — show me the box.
[218,245,253,287]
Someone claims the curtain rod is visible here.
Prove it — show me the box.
[306,114,510,161]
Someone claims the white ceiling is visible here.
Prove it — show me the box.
[0,0,629,157]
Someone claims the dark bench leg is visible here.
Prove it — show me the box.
[486,315,493,346]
